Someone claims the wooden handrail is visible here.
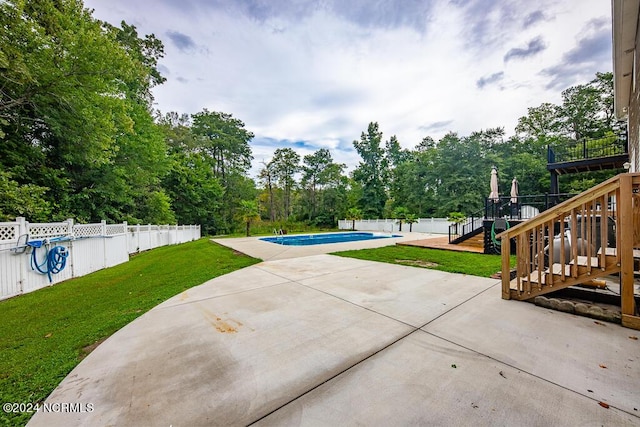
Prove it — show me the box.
[498,173,640,240]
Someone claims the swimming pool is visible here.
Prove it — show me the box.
[260,232,401,246]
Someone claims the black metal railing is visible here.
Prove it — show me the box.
[448,193,577,243]
[548,134,628,164]
[448,208,484,243]
[485,193,577,220]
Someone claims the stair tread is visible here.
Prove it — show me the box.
[509,261,622,296]
[597,247,640,258]
[549,263,571,276]
[516,270,548,286]
[513,261,598,287]
[570,256,601,267]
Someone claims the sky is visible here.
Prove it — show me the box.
[84,0,613,175]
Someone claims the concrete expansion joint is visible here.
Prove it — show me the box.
[422,328,640,420]
[248,326,423,426]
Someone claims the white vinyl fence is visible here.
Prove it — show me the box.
[338,218,451,234]
[0,217,200,300]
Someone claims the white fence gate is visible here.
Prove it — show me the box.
[338,218,451,234]
[0,218,201,300]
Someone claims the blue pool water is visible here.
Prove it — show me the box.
[260,232,401,246]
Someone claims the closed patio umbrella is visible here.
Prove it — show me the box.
[489,166,499,202]
[510,177,519,218]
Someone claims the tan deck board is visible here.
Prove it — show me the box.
[397,236,485,253]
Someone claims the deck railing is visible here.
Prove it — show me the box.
[547,134,628,164]
[498,173,640,330]
[448,208,484,243]
[449,193,576,243]
[484,193,576,220]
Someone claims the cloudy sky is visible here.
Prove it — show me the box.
[84,0,613,174]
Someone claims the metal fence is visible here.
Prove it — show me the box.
[0,218,200,300]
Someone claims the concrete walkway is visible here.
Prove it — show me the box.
[210,231,440,261]
[28,234,640,426]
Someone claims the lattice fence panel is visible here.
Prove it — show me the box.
[0,224,18,242]
[74,224,102,238]
[28,223,71,238]
[106,224,126,235]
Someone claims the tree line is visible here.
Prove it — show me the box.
[0,0,623,235]
[254,71,621,225]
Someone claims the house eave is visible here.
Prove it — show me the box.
[612,0,640,120]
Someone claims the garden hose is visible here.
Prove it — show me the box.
[490,219,510,252]
[29,241,69,283]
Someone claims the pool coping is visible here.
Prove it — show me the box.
[258,230,403,246]
[212,231,443,261]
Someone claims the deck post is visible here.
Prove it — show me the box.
[549,171,559,199]
[619,174,636,322]
[501,231,511,299]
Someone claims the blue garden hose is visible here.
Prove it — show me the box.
[28,241,69,283]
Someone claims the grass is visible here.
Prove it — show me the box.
[334,245,515,278]
[0,238,259,427]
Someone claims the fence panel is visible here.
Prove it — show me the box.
[105,235,129,267]
[1,218,201,300]
[338,218,450,234]
[0,222,22,299]
[71,238,106,277]
[138,226,153,252]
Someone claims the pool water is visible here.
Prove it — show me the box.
[260,232,401,246]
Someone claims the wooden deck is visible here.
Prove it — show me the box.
[398,236,484,253]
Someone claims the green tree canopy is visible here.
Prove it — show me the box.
[271,148,300,220]
[0,0,171,223]
[352,122,387,218]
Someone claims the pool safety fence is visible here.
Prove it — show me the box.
[0,218,200,300]
[338,218,451,234]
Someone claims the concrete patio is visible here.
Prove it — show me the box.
[28,234,640,426]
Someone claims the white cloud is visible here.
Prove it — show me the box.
[85,0,613,175]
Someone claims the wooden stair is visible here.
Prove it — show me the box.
[498,173,640,330]
[456,233,484,249]
[449,224,483,245]
[509,253,620,300]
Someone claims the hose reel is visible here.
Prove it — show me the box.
[27,238,70,283]
[490,218,510,253]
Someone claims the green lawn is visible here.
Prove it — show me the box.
[0,238,259,427]
[334,245,515,278]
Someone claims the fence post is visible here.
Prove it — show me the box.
[16,217,27,295]
[101,220,107,268]
[123,220,128,254]
[66,218,75,278]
